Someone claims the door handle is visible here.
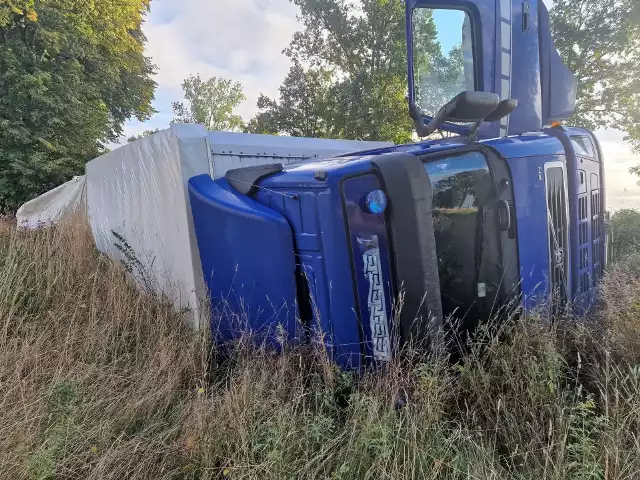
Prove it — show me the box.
[498,199,511,231]
[522,1,531,32]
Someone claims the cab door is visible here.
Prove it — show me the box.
[406,0,576,138]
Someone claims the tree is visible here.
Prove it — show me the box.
[127,129,160,143]
[550,0,640,149]
[172,75,246,132]
[0,0,156,213]
[249,0,435,144]
[246,62,334,138]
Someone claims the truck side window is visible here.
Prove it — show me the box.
[412,8,476,118]
[425,152,501,329]
[570,136,595,158]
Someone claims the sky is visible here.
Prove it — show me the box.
[120,0,640,210]
[121,0,301,137]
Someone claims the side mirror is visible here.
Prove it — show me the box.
[484,99,519,123]
[439,91,501,123]
[469,99,519,141]
[411,91,500,138]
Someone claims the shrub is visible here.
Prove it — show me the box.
[611,209,640,261]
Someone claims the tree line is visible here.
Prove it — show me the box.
[2,0,640,212]
[0,0,155,212]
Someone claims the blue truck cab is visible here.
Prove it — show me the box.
[188,0,607,368]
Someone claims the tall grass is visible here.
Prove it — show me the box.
[0,216,639,479]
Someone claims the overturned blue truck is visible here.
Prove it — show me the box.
[188,0,607,369]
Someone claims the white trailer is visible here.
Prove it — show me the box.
[17,124,392,327]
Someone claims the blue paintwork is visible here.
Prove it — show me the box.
[485,132,564,159]
[543,126,605,312]
[336,139,467,159]
[538,5,578,124]
[489,128,604,311]
[343,175,395,363]
[509,0,542,135]
[406,0,576,137]
[188,175,299,344]
[185,0,604,366]
[485,133,560,308]
[543,126,581,307]
[506,153,557,308]
[255,160,389,368]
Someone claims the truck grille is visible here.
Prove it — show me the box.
[591,188,602,284]
[578,193,590,294]
[546,165,569,311]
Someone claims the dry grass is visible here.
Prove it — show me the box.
[0,216,639,479]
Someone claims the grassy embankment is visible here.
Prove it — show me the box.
[0,216,639,479]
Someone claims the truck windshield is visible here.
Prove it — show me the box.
[425,151,501,332]
[412,8,475,118]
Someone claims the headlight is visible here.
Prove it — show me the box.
[365,189,388,214]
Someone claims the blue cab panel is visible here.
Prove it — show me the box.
[254,158,394,369]
[488,129,606,314]
[255,153,444,368]
[188,175,298,343]
[187,130,605,368]
[188,159,400,369]
[342,175,394,362]
[489,134,568,310]
[543,126,606,312]
[506,153,560,309]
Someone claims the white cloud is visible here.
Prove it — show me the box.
[145,0,299,110]
[119,0,300,141]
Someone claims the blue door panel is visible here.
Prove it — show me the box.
[315,188,364,367]
[253,163,377,369]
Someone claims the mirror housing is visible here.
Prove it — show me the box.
[484,99,518,123]
[468,98,519,141]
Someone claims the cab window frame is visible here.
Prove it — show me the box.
[410,4,484,114]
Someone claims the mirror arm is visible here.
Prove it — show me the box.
[410,102,452,138]
[468,121,482,142]
[409,102,430,137]
[410,93,508,139]
[423,106,448,137]
[423,101,461,137]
